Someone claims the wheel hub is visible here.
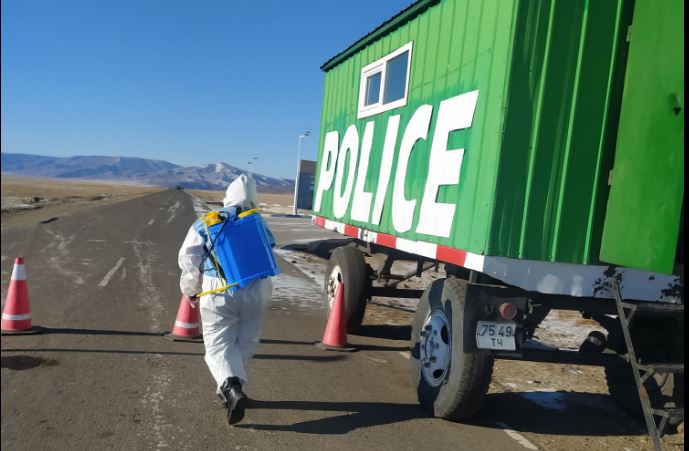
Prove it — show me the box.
[326,265,342,310]
[420,309,451,387]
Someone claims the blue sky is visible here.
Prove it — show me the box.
[1,0,413,179]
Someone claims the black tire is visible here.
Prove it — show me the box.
[605,316,684,428]
[605,361,684,427]
[324,246,369,333]
[410,278,494,420]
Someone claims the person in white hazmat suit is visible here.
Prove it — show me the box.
[178,174,274,425]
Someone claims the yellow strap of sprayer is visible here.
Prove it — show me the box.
[238,208,257,218]
[195,282,238,298]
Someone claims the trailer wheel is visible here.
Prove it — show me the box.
[324,246,369,333]
[605,361,684,427]
[605,317,684,428]
[410,278,494,420]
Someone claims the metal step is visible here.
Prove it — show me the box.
[637,363,685,374]
[609,282,684,451]
[652,408,685,438]
[620,301,684,315]
[651,408,684,419]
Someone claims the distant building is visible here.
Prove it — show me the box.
[297,160,316,210]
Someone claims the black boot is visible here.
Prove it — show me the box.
[221,377,247,425]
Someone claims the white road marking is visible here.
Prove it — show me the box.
[165,201,182,224]
[496,422,539,450]
[87,239,106,243]
[123,240,153,246]
[363,356,389,364]
[148,219,155,226]
[98,257,125,287]
[398,351,410,359]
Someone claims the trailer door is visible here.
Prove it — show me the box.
[600,0,684,275]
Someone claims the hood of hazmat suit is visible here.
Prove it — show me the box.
[223,173,257,210]
[178,172,272,392]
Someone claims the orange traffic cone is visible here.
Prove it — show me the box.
[165,295,203,342]
[316,282,356,352]
[1,257,41,335]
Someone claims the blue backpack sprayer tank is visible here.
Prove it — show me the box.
[198,208,279,296]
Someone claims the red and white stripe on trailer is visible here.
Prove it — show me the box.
[312,215,486,272]
[310,216,680,304]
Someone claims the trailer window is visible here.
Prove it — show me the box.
[365,72,382,106]
[357,42,412,119]
[384,51,409,103]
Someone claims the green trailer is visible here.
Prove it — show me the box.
[311,0,684,444]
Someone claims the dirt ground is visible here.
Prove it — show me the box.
[1,175,162,230]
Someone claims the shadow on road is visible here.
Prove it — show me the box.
[472,390,646,437]
[254,354,347,362]
[261,338,406,352]
[281,238,356,260]
[1,347,347,363]
[243,390,647,437]
[1,348,204,357]
[238,399,425,434]
[260,338,315,346]
[40,327,165,337]
[353,343,409,352]
[354,324,411,341]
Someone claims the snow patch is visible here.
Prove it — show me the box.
[271,271,323,310]
[520,389,568,413]
[535,310,606,349]
[186,192,211,217]
[275,248,324,287]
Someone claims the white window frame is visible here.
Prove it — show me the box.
[357,42,413,119]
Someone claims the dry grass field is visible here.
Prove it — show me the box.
[1,176,301,230]
[2,175,159,199]
[187,188,297,214]
[187,188,293,205]
[1,175,162,230]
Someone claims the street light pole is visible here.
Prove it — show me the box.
[293,131,310,215]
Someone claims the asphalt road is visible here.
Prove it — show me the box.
[2,189,671,451]
[0,189,524,450]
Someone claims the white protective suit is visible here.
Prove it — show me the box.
[178,174,273,392]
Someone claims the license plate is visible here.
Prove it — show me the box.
[476,321,517,351]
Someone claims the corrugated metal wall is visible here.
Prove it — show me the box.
[315,0,630,265]
[489,0,630,264]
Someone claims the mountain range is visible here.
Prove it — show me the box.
[0,153,294,192]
